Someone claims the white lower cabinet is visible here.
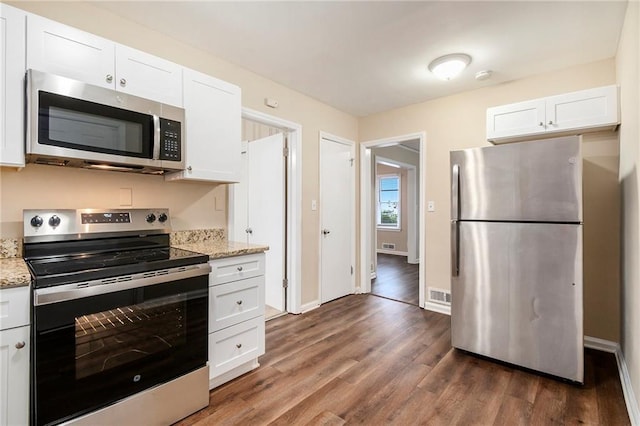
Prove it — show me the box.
[0,286,30,426]
[208,253,265,389]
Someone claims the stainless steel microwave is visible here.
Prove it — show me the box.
[26,69,185,174]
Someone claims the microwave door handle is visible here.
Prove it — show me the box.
[152,115,161,160]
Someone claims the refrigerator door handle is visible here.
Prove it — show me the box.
[451,220,459,277]
[452,164,460,220]
[451,164,460,277]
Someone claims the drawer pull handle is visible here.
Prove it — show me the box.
[237,266,243,272]
[15,341,26,349]
[236,300,243,305]
[236,343,242,349]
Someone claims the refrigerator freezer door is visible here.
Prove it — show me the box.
[450,136,582,223]
[451,221,583,382]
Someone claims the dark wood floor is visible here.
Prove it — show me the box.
[371,253,419,305]
[177,295,629,425]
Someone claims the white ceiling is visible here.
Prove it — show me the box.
[93,1,628,117]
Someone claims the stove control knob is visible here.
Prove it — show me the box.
[158,213,168,223]
[48,215,61,227]
[146,213,157,223]
[30,215,44,228]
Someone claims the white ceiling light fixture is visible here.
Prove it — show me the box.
[428,53,472,81]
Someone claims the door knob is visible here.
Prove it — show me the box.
[120,78,127,87]
[322,229,331,235]
[245,227,253,235]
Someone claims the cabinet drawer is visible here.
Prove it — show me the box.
[208,317,265,378]
[209,253,265,285]
[0,286,30,331]
[209,276,265,332]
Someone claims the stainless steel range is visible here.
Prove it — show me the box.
[23,209,211,426]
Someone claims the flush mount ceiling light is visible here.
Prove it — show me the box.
[428,53,472,81]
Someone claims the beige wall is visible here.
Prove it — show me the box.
[359,58,620,341]
[617,0,640,415]
[376,164,408,253]
[3,1,359,305]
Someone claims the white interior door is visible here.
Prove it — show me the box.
[320,135,355,304]
[232,141,250,243]
[246,134,286,312]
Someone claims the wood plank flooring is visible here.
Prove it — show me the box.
[177,295,629,426]
[371,253,419,305]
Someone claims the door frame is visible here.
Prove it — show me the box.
[318,131,357,303]
[229,107,303,314]
[360,132,427,308]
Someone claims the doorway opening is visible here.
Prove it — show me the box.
[229,108,303,319]
[360,133,426,308]
[371,154,419,305]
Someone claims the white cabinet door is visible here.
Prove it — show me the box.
[486,99,546,141]
[546,85,618,133]
[26,14,115,89]
[0,4,26,167]
[0,326,30,426]
[166,67,241,183]
[115,44,183,107]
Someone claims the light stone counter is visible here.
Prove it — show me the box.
[173,240,269,259]
[0,258,30,289]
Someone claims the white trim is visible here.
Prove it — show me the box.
[584,336,640,425]
[424,301,451,316]
[584,335,618,353]
[300,301,321,314]
[376,249,409,256]
[360,132,426,309]
[238,107,303,314]
[318,131,357,304]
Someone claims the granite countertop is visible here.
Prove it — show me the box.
[0,230,266,289]
[173,240,269,259]
[0,258,31,289]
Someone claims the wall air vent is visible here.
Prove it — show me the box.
[428,287,451,306]
[381,243,396,250]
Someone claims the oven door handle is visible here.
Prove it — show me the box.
[34,263,211,306]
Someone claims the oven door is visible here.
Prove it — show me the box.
[32,274,208,426]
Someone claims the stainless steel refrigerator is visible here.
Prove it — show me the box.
[450,136,583,383]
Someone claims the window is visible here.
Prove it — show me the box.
[377,174,400,229]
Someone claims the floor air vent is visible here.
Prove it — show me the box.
[428,287,451,305]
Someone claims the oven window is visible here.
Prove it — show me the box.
[75,293,187,380]
[38,91,153,158]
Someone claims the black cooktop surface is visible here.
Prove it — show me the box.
[26,245,209,288]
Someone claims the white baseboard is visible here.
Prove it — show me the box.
[376,249,408,256]
[300,300,321,313]
[423,301,451,316]
[584,336,640,425]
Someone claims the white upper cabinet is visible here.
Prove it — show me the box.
[165,68,241,183]
[487,85,619,143]
[27,14,115,89]
[486,99,546,141]
[114,44,183,107]
[0,4,26,167]
[26,14,183,107]
[545,86,618,133]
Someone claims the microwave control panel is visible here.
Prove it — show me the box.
[159,118,182,161]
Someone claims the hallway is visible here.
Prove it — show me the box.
[371,253,419,305]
